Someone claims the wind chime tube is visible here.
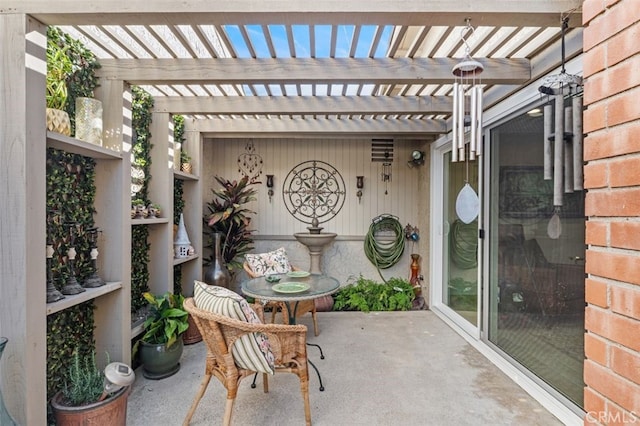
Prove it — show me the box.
[475,86,483,155]
[564,106,574,193]
[458,84,465,161]
[553,93,564,207]
[543,104,553,180]
[452,82,459,162]
[573,96,584,190]
[469,85,477,161]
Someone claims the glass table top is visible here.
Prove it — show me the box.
[242,273,340,301]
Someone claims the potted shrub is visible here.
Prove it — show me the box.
[180,149,192,174]
[133,292,189,379]
[50,351,131,425]
[205,175,258,274]
[46,43,72,136]
[131,199,147,219]
[147,203,162,218]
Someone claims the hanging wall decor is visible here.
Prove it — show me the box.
[282,160,345,232]
[237,140,263,183]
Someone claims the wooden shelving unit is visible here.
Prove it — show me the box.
[46,282,123,315]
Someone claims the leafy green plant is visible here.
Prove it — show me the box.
[333,276,415,312]
[60,351,105,406]
[205,176,258,272]
[180,149,191,165]
[47,26,101,134]
[46,45,72,110]
[133,292,189,354]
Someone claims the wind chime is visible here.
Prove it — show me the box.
[538,16,583,239]
[451,19,483,224]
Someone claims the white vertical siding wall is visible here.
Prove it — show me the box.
[202,137,430,289]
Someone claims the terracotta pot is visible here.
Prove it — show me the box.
[314,295,334,312]
[51,386,129,426]
[183,314,202,345]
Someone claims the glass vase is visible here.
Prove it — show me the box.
[75,97,103,146]
[0,338,17,425]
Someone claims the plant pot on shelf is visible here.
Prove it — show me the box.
[181,162,192,174]
[51,386,129,426]
[46,108,71,136]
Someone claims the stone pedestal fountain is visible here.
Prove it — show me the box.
[294,219,337,274]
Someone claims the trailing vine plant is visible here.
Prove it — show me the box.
[173,115,186,294]
[45,27,101,421]
[130,87,154,313]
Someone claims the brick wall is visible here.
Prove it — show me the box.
[582,0,640,424]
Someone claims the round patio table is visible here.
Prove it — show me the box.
[242,273,340,391]
[242,273,339,323]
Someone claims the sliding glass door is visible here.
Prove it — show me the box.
[486,109,585,407]
[438,149,480,329]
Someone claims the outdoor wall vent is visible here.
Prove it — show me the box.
[371,139,394,163]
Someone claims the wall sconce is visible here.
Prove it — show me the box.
[356,176,364,203]
[409,150,425,167]
[266,174,274,202]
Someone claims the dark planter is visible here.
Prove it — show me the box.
[183,314,202,345]
[51,386,129,426]
[139,337,184,379]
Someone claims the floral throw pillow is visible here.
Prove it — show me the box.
[245,247,292,276]
[193,281,275,374]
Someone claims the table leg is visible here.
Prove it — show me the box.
[308,359,325,391]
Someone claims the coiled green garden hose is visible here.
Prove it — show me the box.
[364,215,405,282]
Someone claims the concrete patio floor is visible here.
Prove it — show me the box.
[126,310,564,425]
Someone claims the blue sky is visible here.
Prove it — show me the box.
[225,24,393,59]
[224,24,392,96]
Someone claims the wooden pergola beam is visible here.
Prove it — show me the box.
[6,0,582,27]
[191,116,447,137]
[98,57,530,85]
[153,95,452,115]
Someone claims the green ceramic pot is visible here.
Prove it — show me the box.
[139,337,183,380]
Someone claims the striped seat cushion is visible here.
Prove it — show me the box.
[193,281,275,374]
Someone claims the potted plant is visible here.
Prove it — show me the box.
[46,43,73,136]
[131,199,147,219]
[133,292,189,379]
[50,350,131,425]
[147,203,162,218]
[205,175,258,275]
[180,150,192,174]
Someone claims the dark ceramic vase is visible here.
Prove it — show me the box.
[204,232,231,289]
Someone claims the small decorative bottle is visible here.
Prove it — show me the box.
[410,253,422,297]
[203,232,231,289]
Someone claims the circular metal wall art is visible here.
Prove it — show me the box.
[283,160,345,230]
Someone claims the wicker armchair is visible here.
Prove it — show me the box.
[182,297,311,426]
[243,261,319,336]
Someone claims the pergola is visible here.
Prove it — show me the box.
[1,1,584,423]
[13,1,582,138]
